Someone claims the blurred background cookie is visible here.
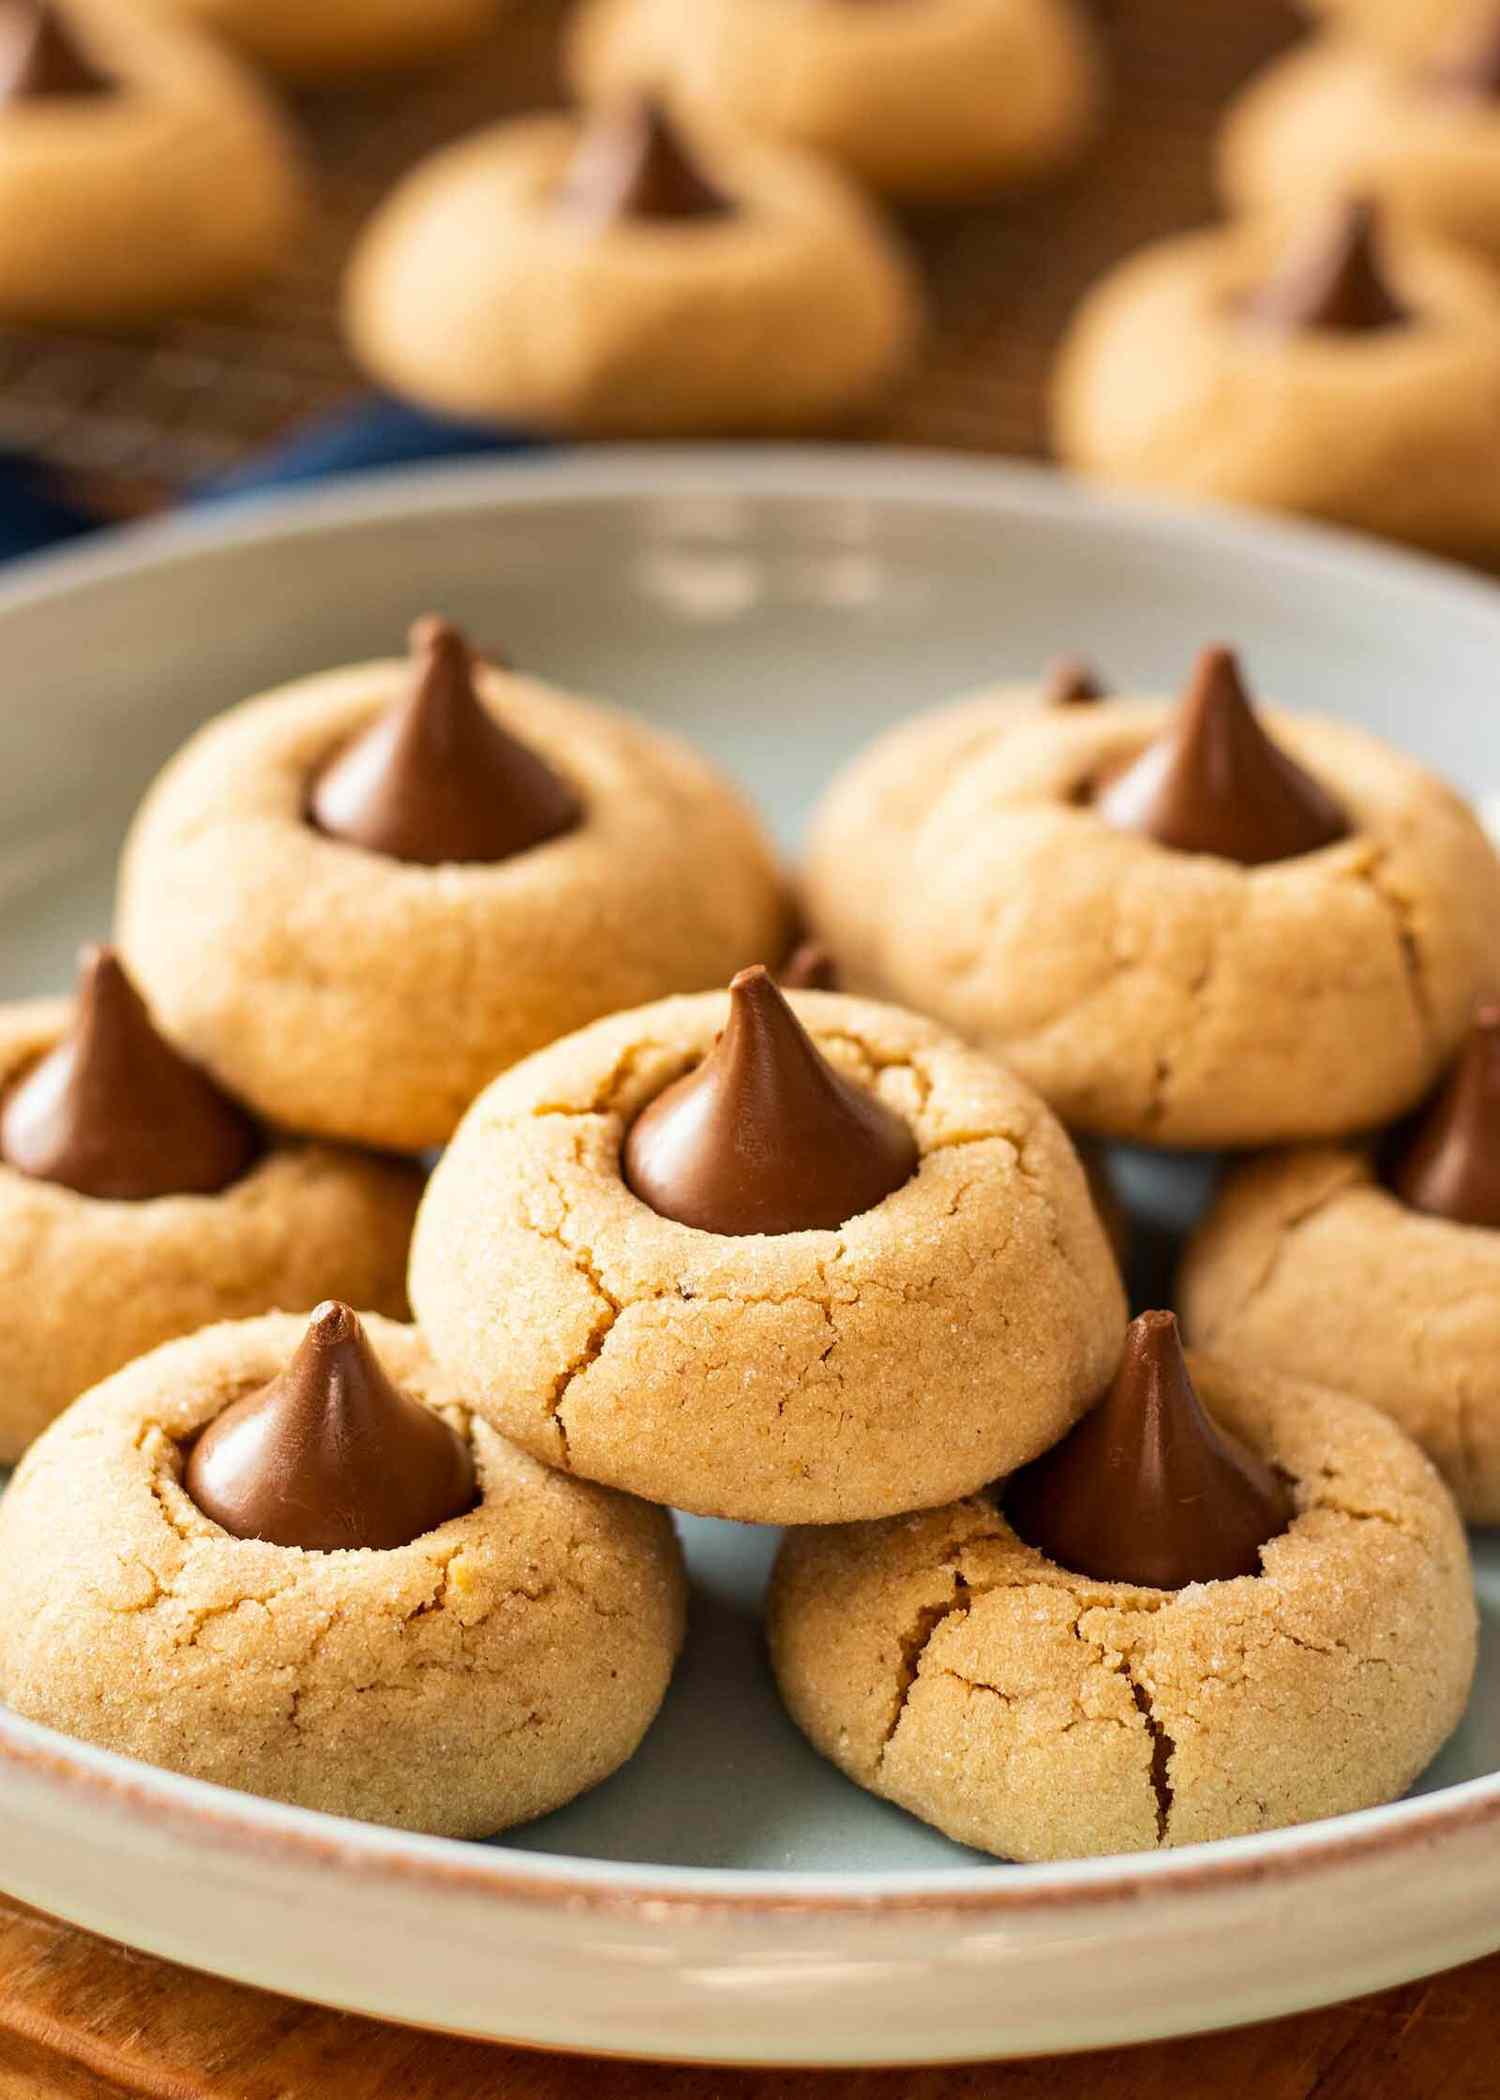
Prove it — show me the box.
[0,0,303,328]
[566,0,1105,201]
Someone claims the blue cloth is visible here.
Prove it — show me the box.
[0,396,547,559]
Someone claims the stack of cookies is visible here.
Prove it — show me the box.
[0,623,1487,1862]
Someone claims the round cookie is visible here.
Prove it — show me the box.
[1052,199,1500,559]
[409,973,1126,1525]
[0,950,420,1465]
[1181,1014,1500,1523]
[160,0,498,82]
[0,1310,686,1837]
[116,620,787,1153]
[1222,29,1500,272]
[565,0,1104,202]
[805,650,1500,1147]
[769,1326,1475,1859]
[343,100,923,436]
[0,0,303,329]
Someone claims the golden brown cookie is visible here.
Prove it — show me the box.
[566,0,1104,201]
[1181,1053,1500,1524]
[1222,32,1500,271]
[770,1349,1475,1859]
[0,985,419,1466]
[343,103,923,436]
[1052,201,1500,558]
[409,981,1126,1525]
[0,1312,686,1837]
[0,0,303,328]
[116,628,787,1153]
[161,0,498,82]
[804,660,1500,1147]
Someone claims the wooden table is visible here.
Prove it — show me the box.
[1,1892,1497,2099]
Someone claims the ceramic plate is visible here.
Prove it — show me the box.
[1,448,1499,2068]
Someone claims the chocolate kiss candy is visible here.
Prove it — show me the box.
[1242,199,1409,336]
[1043,657,1107,707]
[623,964,918,1234]
[1004,1310,1294,1589]
[555,97,732,230]
[0,946,258,1201]
[310,618,581,867]
[1388,1008,1500,1227]
[185,1301,478,1552]
[0,1,110,100]
[1095,646,1348,866]
[779,941,839,992]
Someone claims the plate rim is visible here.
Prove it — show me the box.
[4,440,1499,1925]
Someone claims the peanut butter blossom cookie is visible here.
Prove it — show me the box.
[805,647,1500,1146]
[159,0,498,83]
[411,968,1125,1524]
[0,0,302,328]
[1183,1009,1500,1525]
[770,1313,1476,1859]
[1223,15,1500,272]
[1053,197,1500,558]
[344,98,923,436]
[0,947,419,1464]
[567,0,1104,202]
[117,618,786,1153]
[0,1305,686,1835]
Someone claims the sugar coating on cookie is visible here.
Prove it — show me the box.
[1181,1045,1500,1524]
[164,0,498,82]
[802,669,1106,989]
[116,641,787,1153]
[343,106,923,436]
[769,1354,1475,1859]
[1221,31,1500,274]
[1052,203,1500,558]
[0,0,303,328]
[805,681,1500,1146]
[0,993,420,1465]
[0,1313,686,1837]
[566,0,1104,201]
[409,986,1126,1525]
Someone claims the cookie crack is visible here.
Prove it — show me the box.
[1124,1670,1174,1843]
[876,1570,976,1770]
[1351,847,1433,1056]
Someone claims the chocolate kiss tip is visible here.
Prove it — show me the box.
[622,965,917,1235]
[1094,645,1349,866]
[1044,657,1107,708]
[184,1301,477,1553]
[779,941,839,992]
[1003,1310,1294,1591]
[0,1,111,100]
[308,616,581,867]
[1242,197,1409,337]
[1388,1008,1500,1228]
[555,95,732,229]
[0,944,258,1202]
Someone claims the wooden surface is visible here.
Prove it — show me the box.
[1,0,1301,511]
[0,1892,1498,2100]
